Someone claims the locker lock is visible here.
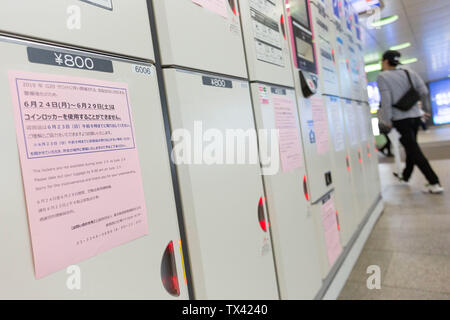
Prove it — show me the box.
[358,150,362,164]
[367,144,371,157]
[325,171,332,187]
[345,155,351,172]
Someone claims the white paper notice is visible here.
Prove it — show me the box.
[327,97,345,152]
[321,196,342,267]
[273,95,303,173]
[9,71,149,278]
[192,0,228,18]
[311,96,330,155]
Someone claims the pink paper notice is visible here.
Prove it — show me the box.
[273,96,303,173]
[321,196,342,267]
[9,70,148,278]
[311,96,330,155]
[192,0,228,18]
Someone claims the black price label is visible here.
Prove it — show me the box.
[202,76,233,89]
[27,47,114,73]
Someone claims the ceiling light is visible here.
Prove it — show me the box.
[371,15,399,28]
[389,42,411,51]
[401,58,418,65]
[365,63,382,73]
[364,53,381,63]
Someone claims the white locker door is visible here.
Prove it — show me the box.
[341,99,367,225]
[361,103,382,207]
[163,69,279,299]
[240,0,294,87]
[152,0,247,78]
[311,191,343,279]
[294,87,334,203]
[325,96,358,247]
[251,83,323,299]
[311,0,340,97]
[356,101,375,214]
[0,38,187,299]
[0,0,154,61]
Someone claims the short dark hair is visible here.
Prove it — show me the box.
[382,50,401,67]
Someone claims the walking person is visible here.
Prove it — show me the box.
[377,50,443,194]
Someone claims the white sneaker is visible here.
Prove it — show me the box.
[422,184,444,194]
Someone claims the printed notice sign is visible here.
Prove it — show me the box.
[192,0,228,18]
[9,71,148,278]
[250,0,285,67]
[273,95,303,173]
[344,101,359,146]
[321,196,342,267]
[327,97,345,152]
[311,96,330,155]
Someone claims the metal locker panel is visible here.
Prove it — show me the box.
[357,42,369,102]
[348,41,362,101]
[250,83,323,299]
[325,96,358,247]
[163,68,279,299]
[311,191,343,279]
[239,0,294,87]
[341,99,368,225]
[0,37,187,299]
[294,75,334,203]
[152,0,247,79]
[283,0,334,203]
[333,29,352,99]
[0,0,154,61]
[310,0,340,96]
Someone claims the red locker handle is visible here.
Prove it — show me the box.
[258,197,268,232]
[161,241,180,297]
[336,210,341,231]
[346,155,351,172]
[303,175,310,201]
[280,14,287,40]
[228,0,238,16]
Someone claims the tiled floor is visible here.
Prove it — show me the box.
[338,126,450,300]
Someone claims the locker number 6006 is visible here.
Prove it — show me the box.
[132,65,153,76]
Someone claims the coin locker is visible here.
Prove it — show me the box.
[163,68,279,299]
[239,0,294,87]
[152,0,247,78]
[0,0,154,61]
[0,37,187,299]
[250,83,323,299]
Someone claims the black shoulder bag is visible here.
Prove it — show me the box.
[392,69,421,111]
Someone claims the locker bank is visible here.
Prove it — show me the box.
[9,0,448,301]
